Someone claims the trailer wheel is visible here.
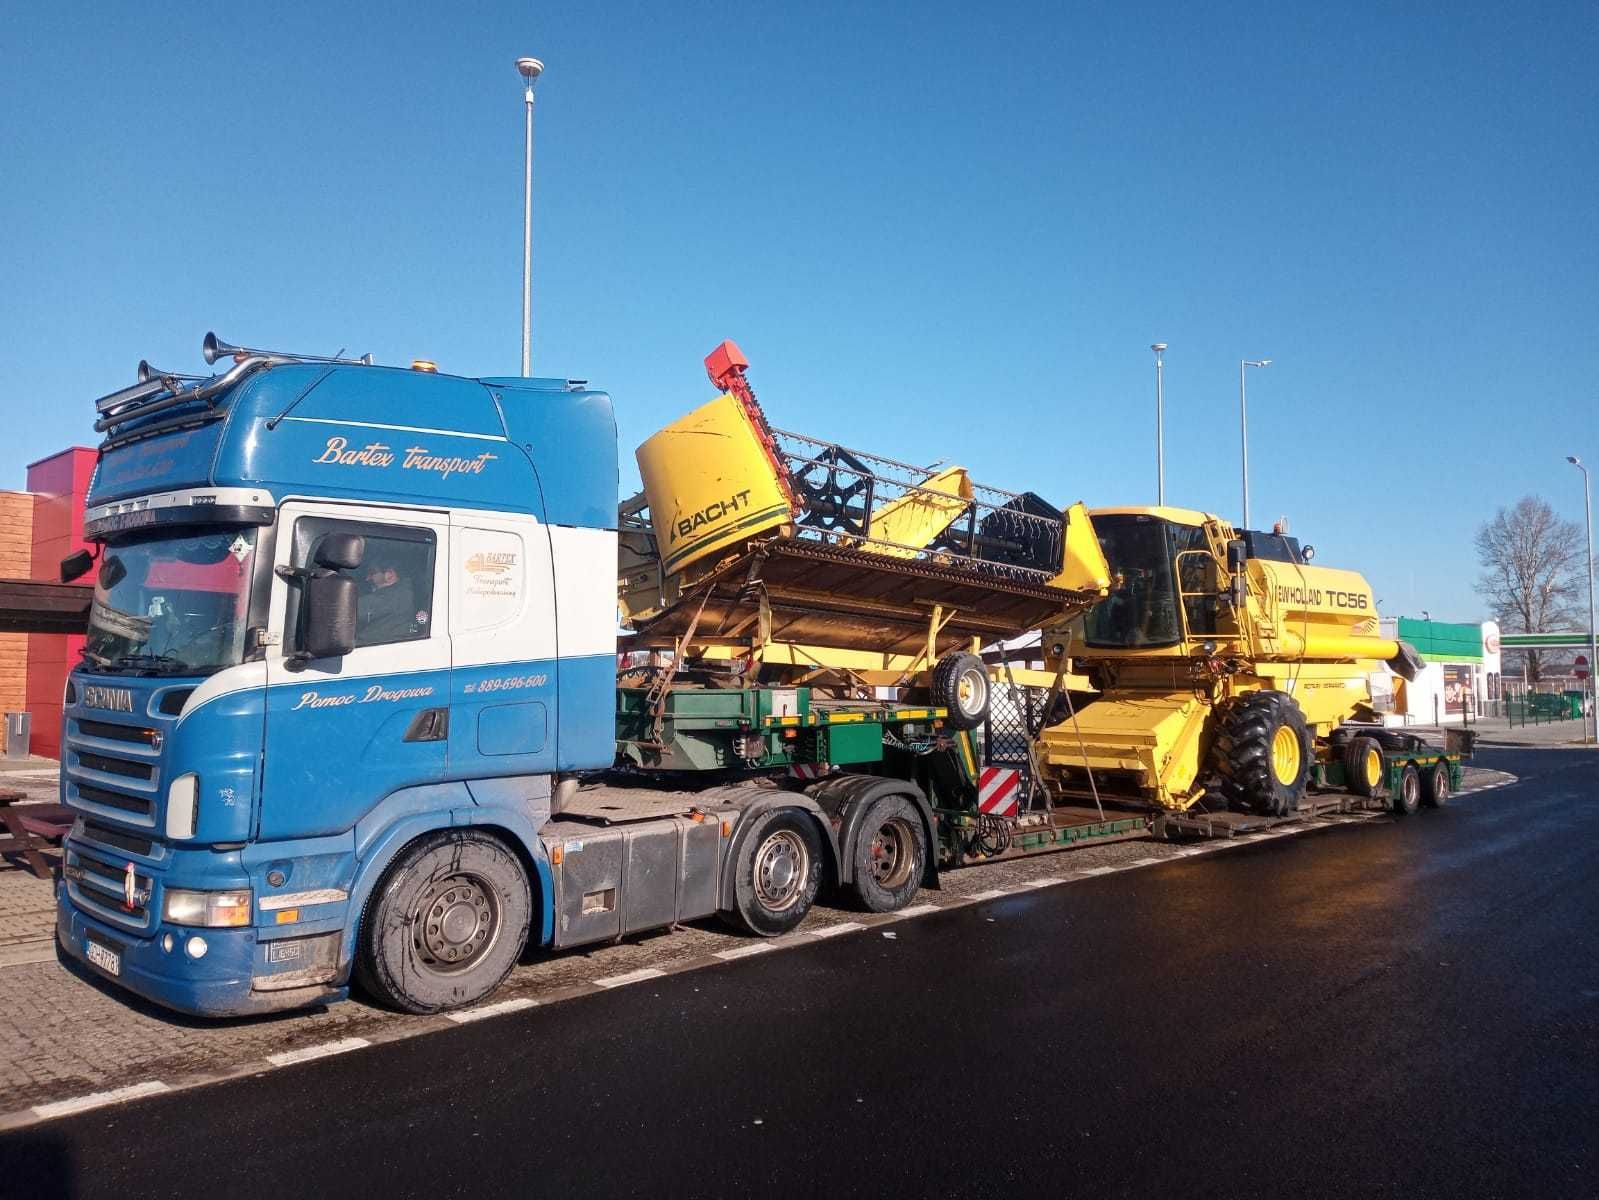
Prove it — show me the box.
[1423,762,1450,808]
[932,652,989,731]
[355,829,532,1014]
[1344,736,1385,798]
[1211,690,1310,817]
[724,809,823,936]
[1392,765,1422,816]
[847,793,928,913]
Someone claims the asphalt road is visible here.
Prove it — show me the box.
[4,747,1595,1199]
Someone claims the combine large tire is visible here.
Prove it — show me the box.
[1343,736,1385,798]
[931,652,989,731]
[1210,691,1312,817]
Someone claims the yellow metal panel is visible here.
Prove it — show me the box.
[861,466,973,556]
[1047,502,1112,594]
[635,393,794,576]
[1034,692,1211,809]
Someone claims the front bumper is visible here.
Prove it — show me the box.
[56,889,347,1018]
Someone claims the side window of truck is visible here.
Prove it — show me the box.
[286,518,437,650]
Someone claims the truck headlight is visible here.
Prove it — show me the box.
[165,773,199,840]
[163,888,251,928]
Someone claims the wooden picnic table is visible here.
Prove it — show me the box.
[0,788,74,880]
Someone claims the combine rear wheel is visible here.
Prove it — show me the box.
[1344,736,1385,798]
[1210,691,1311,817]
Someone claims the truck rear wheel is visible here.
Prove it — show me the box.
[724,809,823,936]
[1211,691,1311,817]
[932,652,989,730]
[1344,736,1385,798]
[1392,765,1422,815]
[356,830,532,1014]
[1423,762,1450,808]
[847,793,927,913]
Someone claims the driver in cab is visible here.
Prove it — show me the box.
[358,554,416,644]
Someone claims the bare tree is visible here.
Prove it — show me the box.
[1474,496,1582,682]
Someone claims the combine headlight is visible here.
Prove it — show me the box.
[163,888,251,928]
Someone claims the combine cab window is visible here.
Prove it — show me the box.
[1085,517,1184,648]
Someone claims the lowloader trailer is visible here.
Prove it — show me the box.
[54,334,1138,1018]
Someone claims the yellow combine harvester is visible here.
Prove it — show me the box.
[618,341,1112,736]
[1033,506,1425,816]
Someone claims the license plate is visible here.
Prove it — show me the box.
[86,940,122,977]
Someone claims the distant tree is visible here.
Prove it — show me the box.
[1474,496,1582,682]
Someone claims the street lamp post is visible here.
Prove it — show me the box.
[1239,358,1271,528]
[1152,343,1167,506]
[516,56,544,378]
[1568,455,1597,743]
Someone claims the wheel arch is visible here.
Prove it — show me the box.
[341,789,551,973]
[806,773,940,890]
[713,792,842,913]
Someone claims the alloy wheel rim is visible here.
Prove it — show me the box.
[1271,725,1301,785]
[414,873,500,973]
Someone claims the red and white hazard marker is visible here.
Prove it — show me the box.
[789,762,833,780]
[976,766,1021,818]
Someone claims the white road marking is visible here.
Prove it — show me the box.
[1126,857,1165,867]
[444,997,539,1023]
[1076,866,1117,875]
[266,1037,369,1067]
[33,1081,170,1120]
[1014,878,1055,889]
[810,922,866,938]
[894,903,941,917]
[966,888,1010,900]
[592,967,667,989]
[714,942,778,961]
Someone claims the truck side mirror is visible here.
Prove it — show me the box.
[60,549,95,583]
[302,574,358,660]
[315,533,365,571]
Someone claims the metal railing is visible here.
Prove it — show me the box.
[769,429,1067,583]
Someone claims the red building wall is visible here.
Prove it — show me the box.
[26,447,97,756]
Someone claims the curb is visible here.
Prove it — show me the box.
[0,768,1521,1132]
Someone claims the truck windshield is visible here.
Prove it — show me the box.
[1083,516,1183,648]
[84,528,258,676]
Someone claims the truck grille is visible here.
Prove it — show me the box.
[65,717,162,828]
[66,847,156,933]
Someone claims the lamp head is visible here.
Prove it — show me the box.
[516,57,544,82]
[1151,343,1167,352]
[1568,455,1582,466]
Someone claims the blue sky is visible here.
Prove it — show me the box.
[2,1,1595,621]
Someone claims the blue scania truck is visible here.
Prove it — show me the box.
[53,333,1137,1017]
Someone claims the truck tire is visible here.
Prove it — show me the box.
[1423,762,1450,808]
[355,830,532,1014]
[1344,736,1385,798]
[932,652,989,731]
[1392,765,1422,816]
[1211,690,1311,817]
[847,793,928,913]
[724,808,823,936]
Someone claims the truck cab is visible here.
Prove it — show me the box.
[55,343,618,1015]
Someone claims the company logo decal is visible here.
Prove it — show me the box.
[464,550,520,601]
[1275,585,1369,611]
[82,686,136,713]
[670,489,754,544]
[313,436,497,481]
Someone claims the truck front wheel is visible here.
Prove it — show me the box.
[356,830,532,1014]
[724,809,823,936]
